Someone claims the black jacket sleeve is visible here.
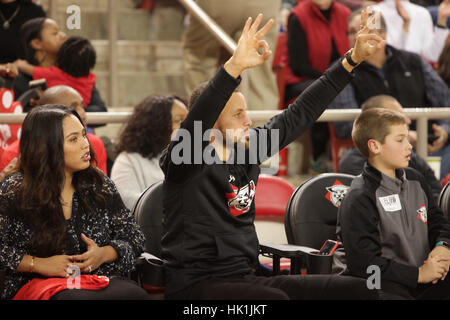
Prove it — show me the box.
[252,59,352,164]
[405,168,450,247]
[409,152,442,204]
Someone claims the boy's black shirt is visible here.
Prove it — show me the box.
[160,61,352,295]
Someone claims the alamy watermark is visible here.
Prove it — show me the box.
[66,5,81,30]
[66,265,81,289]
[170,121,280,167]
[366,265,381,290]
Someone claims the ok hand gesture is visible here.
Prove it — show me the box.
[224,14,274,78]
[350,9,386,65]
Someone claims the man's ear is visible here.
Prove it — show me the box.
[30,38,42,51]
[367,138,381,155]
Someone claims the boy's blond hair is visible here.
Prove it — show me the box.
[352,108,408,158]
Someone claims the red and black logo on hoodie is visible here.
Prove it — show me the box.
[225,179,256,217]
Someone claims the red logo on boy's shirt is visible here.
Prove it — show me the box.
[325,180,350,208]
[417,203,427,224]
[225,180,255,216]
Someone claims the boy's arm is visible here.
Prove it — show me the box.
[15,59,35,77]
[339,189,419,288]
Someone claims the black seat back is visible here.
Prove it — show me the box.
[285,173,355,249]
[132,181,164,257]
[439,182,450,221]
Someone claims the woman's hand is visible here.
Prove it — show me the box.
[224,14,274,78]
[33,255,74,278]
[71,233,118,273]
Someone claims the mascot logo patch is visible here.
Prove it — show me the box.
[226,180,255,216]
[417,203,427,224]
[325,180,350,208]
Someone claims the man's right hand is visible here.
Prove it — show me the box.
[350,9,386,65]
[224,14,274,79]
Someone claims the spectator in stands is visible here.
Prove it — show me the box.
[375,0,449,62]
[0,105,149,300]
[284,0,350,171]
[339,94,442,201]
[329,10,450,179]
[428,0,450,28]
[337,107,450,300]
[162,13,385,300]
[17,36,100,111]
[182,0,281,111]
[0,0,45,64]
[0,85,108,179]
[438,39,450,88]
[13,18,106,117]
[284,0,350,101]
[111,94,188,210]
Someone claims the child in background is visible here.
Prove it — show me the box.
[17,36,97,108]
[337,108,450,299]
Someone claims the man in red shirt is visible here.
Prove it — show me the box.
[0,85,107,178]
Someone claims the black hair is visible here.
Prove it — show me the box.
[16,104,105,257]
[20,17,46,65]
[116,94,187,159]
[56,36,96,77]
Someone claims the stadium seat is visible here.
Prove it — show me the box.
[132,181,165,298]
[438,181,450,220]
[261,173,355,275]
[254,174,294,270]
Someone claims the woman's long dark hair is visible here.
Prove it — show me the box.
[16,105,105,257]
[116,94,186,159]
[20,17,46,65]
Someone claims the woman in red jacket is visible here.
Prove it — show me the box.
[283,0,351,171]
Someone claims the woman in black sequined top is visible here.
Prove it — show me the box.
[0,105,147,299]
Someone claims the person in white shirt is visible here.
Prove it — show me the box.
[111,94,188,210]
[375,0,450,62]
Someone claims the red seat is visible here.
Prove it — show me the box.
[328,123,354,173]
[255,174,295,217]
[255,174,295,271]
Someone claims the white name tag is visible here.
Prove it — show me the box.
[378,194,402,212]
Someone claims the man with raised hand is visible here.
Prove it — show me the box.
[161,12,384,300]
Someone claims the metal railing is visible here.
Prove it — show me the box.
[177,0,249,98]
[1,108,449,159]
[178,0,236,53]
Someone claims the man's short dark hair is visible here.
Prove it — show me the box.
[188,81,241,112]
